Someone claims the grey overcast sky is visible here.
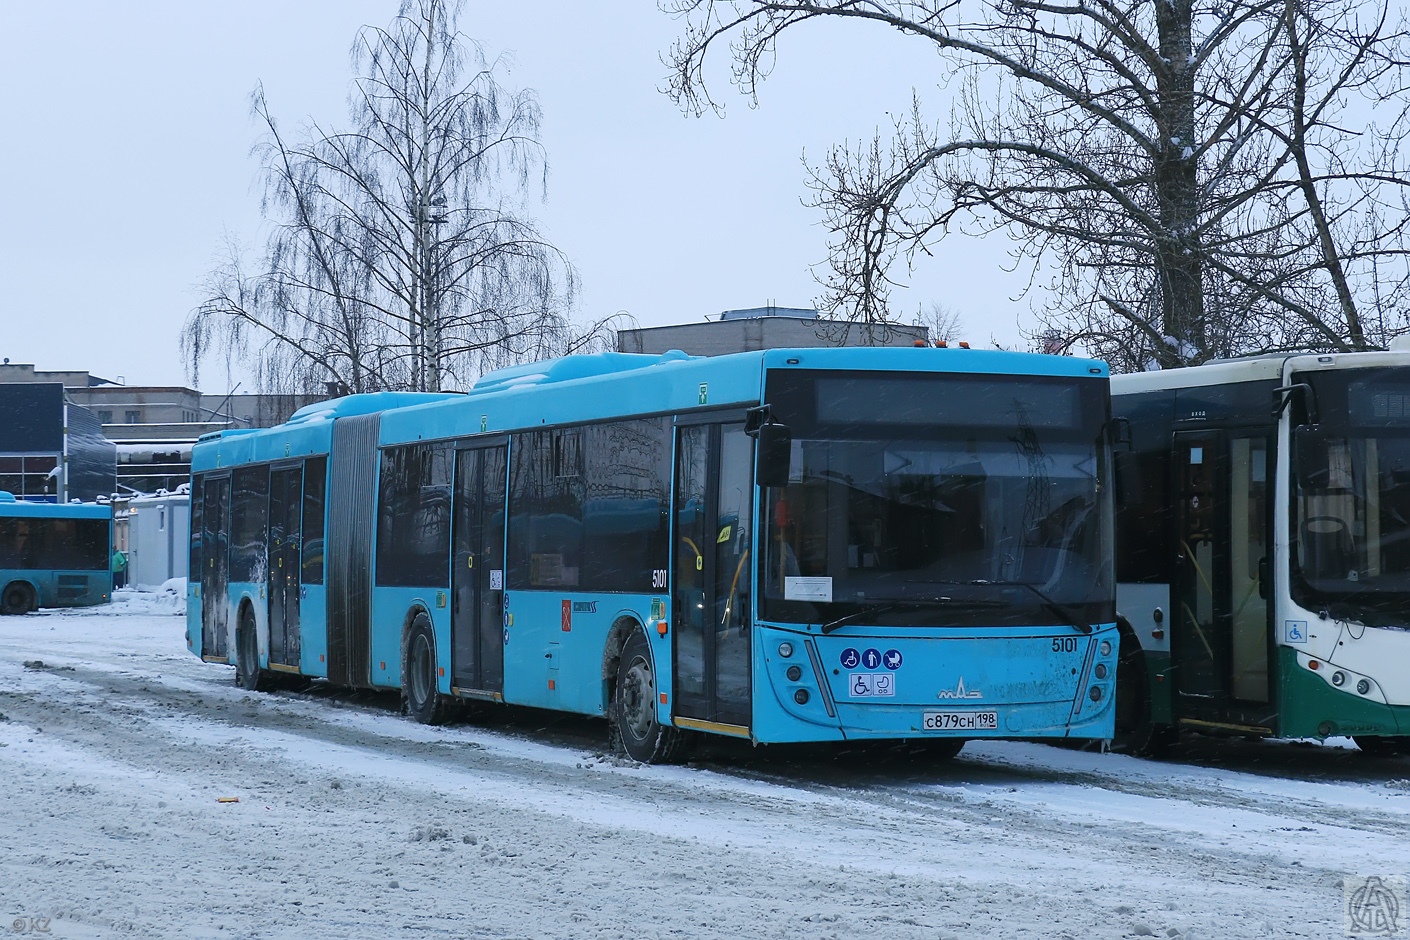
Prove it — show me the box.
[0,1,1033,391]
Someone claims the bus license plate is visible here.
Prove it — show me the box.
[923,711,998,732]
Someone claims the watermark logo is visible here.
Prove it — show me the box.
[1345,875,1407,937]
[9,917,51,935]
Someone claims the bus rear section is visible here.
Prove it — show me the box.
[741,358,1119,745]
[0,493,112,613]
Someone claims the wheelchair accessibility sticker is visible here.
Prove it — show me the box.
[849,672,896,698]
[1284,620,1308,644]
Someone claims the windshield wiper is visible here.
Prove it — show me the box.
[821,604,899,634]
[966,579,1093,635]
[819,598,1003,634]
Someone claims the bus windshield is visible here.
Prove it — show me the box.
[759,370,1113,628]
[1292,368,1410,624]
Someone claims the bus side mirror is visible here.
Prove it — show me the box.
[1293,426,1332,491]
[1274,383,1318,424]
[755,423,793,488]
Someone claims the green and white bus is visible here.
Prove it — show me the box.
[1112,344,1410,755]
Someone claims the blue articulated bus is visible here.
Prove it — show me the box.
[187,347,1120,761]
[0,492,113,613]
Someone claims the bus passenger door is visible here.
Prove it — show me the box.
[452,442,507,694]
[1171,430,1271,721]
[267,466,303,668]
[200,475,231,660]
[673,420,753,729]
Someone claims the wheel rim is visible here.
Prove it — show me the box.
[411,633,433,707]
[621,655,656,742]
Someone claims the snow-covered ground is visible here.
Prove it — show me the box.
[2,594,1408,939]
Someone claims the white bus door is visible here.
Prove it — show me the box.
[1172,430,1271,722]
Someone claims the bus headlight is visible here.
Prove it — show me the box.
[1332,671,1346,687]
[778,642,794,658]
[794,689,810,705]
[1099,640,1112,657]
[1089,686,1103,702]
[786,665,803,682]
[1094,663,1108,680]
[1358,679,1372,695]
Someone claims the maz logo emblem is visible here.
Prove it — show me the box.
[936,677,984,699]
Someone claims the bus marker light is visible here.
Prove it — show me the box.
[439,667,445,677]
[1309,660,1320,670]
[659,693,667,704]
[319,654,325,662]
[548,679,555,690]
[778,642,794,658]
[380,661,386,671]
[657,621,668,636]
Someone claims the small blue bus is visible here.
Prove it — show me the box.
[187,347,1120,761]
[0,493,113,613]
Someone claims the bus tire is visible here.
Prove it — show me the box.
[235,607,269,692]
[1113,632,1175,758]
[0,581,34,615]
[610,629,684,764]
[403,614,453,725]
[1354,735,1410,757]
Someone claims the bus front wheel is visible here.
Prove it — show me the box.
[0,582,33,615]
[611,630,684,764]
[403,614,453,725]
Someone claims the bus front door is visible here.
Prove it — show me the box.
[673,420,753,730]
[1172,430,1272,727]
[200,476,231,660]
[452,443,507,695]
[267,465,303,669]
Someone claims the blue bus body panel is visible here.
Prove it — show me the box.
[299,587,329,678]
[751,623,1119,742]
[368,586,447,690]
[500,591,657,715]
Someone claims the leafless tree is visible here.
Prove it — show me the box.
[664,0,1410,371]
[185,0,592,394]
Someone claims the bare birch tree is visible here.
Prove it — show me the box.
[664,0,1410,370]
[184,0,597,394]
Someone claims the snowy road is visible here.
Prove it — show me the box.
[1,597,1407,939]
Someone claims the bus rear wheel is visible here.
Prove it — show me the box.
[0,582,33,615]
[235,608,269,692]
[611,630,684,764]
[403,614,453,725]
